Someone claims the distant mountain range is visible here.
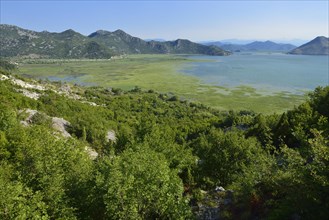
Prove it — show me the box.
[288,36,329,55]
[1,24,327,58]
[204,40,297,52]
[202,39,308,46]
[0,24,230,58]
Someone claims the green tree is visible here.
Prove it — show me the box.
[232,129,329,219]
[193,128,264,188]
[247,114,273,150]
[98,148,191,219]
[309,86,329,117]
[1,118,93,219]
[0,167,49,220]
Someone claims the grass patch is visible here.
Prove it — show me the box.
[17,54,306,114]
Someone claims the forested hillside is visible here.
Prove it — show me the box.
[0,62,328,219]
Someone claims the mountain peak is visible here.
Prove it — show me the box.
[61,29,76,34]
[288,36,329,55]
[113,29,127,35]
[59,29,81,37]
[112,29,133,39]
[88,30,111,38]
[311,36,328,43]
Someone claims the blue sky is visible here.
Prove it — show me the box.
[1,1,328,43]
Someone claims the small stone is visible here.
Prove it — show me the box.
[215,186,225,192]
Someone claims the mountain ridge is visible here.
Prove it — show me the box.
[205,40,297,52]
[0,24,230,58]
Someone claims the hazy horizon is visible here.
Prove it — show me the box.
[1,1,328,44]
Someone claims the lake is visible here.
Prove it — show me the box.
[181,53,329,95]
[17,54,328,112]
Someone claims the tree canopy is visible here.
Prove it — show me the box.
[0,68,328,219]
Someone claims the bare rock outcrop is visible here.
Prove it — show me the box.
[19,109,38,126]
[85,146,98,160]
[51,117,72,138]
[106,130,116,142]
[19,109,72,138]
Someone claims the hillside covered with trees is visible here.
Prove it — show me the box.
[0,61,328,219]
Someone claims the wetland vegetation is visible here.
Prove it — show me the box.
[17,54,306,113]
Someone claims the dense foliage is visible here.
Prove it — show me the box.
[0,68,328,219]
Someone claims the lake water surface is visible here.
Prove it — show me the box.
[181,53,329,95]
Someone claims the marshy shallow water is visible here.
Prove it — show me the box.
[182,53,329,95]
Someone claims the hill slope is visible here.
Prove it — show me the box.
[0,24,230,58]
[288,36,329,55]
[1,62,328,219]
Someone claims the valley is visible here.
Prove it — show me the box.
[2,25,326,114]
[0,16,328,219]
